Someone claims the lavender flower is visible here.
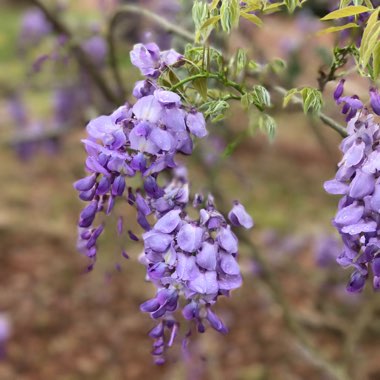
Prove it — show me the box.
[324,111,380,292]
[74,44,206,261]
[139,177,253,363]
[130,43,183,79]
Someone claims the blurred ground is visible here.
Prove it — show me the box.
[1,2,380,380]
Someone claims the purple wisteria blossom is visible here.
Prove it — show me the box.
[324,111,380,292]
[333,81,380,121]
[130,42,183,79]
[74,44,204,262]
[139,173,253,363]
[74,43,253,363]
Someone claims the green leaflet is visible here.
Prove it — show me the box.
[321,5,371,21]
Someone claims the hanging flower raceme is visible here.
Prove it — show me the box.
[139,173,253,364]
[74,44,207,262]
[324,111,380,292]
[74,43,254,363]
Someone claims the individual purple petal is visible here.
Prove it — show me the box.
[341,220,377,235]
[143,230,173,252]
[148,262,168,280]
[349,170,375,199]
[96,176,111,195]
[362,150,380,174]
[79,188,96,201]
[334,79,345,101]
[370,184,380,212]
[189,271,219,295]
[219,251,241,275]
[346,271,366,293]
[130,43,160,77]
[372,257,380,277]
[175,253,198,281]
[128,230,139,241]
[196,242,217,270]
[323,179,349,195]
[85,156,109,176]
[228,201,254,229]
[133,80,155,99]
[218,272,243,290]
[154,90,181,105]
[149,127,175,151]
[182,301,199,320]
[149,322,164,338]
[161,49,183,66]
[206,308,228,334]
[186,111,208,138]
[175,131,193,155]
[132,95,162,123]
[217,227,238,253]
[342,141,365,167]
[177,223,204,252]
[74,174,97,191]
[111,175,126,196]
[140,298,160,312]
[136,193,151,216]
[154,209,181,233]
[370,88,380,115]
[161,107,186,132]
[334,203,364,226]
[144,176,165,199]
[79,201,98,227]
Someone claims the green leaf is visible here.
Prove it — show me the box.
[268,58,287,73]
[203,100,230,122]
[241,93,252,109]
[236,48,247,75]
[209,0,220,11]
[220,0,240,33]
[316,22,359,35]
[251,85,271,110]
[193,77,208,100]
[283,88,299,107]
[284,0,298,13]
[240,11,263,27]
[321,5,371,21]
[258,114,277,141]
[200,15,221,30]
[360,8,380,68]
[373,40,380,79]
[301,88,323,114]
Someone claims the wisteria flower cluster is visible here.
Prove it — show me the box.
[334,80,380,121]
[324,111,380,292]
[139,172,253,363]
[74,43,254,362]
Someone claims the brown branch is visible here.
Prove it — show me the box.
[28,0,121,106]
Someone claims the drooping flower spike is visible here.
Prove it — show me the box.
[324,111,380,292]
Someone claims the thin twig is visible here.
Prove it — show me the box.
[273,86,348,138]
[28,0,121,105]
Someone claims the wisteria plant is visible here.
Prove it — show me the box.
[10,0,380,377]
